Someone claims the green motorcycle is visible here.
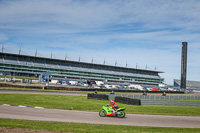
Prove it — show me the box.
[99,104,126,118]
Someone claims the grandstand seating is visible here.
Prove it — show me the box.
[2,57,161,79]
[0,52,164,85]
[174,79,200,89]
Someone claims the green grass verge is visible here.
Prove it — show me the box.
[1,94,200,116]
[0,119,199,133]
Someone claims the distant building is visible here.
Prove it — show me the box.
[174,79,200,90]
[0,52,164,86]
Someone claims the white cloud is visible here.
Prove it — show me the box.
[0,0,199,31]
[0,0,200,85]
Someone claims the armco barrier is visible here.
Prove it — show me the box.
[87,93,109,100]
[114,94,200,100]
[45,86,81,91]
[0,83,81,91]
[115,96,141,105]
[88,94,141,105]
[109,94,200,106]
[141,100,200,106]
[0,83,43,89]
[80,88,185,94]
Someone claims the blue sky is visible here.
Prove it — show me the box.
[0,0,200,85]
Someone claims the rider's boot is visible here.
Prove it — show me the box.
[112,110,115,115]
[113,110,117,115]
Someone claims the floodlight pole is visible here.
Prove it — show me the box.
[65,54,67,60]
[91,57,93,63]
[181,42,188,92]
[2,45,4,53]
[35,49,37,57]
[19,47,21,55]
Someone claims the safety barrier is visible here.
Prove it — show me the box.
[141,100,200,106]
[87,93,141,105]
[0,83,43,89]
[113,94,200,100]
[0,83,81,91]
[80,88,185,94]
[109,94,200,106]
[87,93,109,100]
[115,96,141,105]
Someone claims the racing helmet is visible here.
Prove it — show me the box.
[110,99,114,103]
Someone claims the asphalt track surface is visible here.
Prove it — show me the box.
[1,89,200,128]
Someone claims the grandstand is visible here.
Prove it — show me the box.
[0,52,164,86]
[174,79,200,90]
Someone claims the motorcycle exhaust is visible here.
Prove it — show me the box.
[116,112,122,115]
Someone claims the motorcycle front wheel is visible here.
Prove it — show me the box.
[117,111,125,118]
[99,110,106,117]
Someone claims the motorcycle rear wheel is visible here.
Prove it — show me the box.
[117,111,125,118]
[99,110,106,117]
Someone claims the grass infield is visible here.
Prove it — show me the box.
[0,118,200,133]
[0,93,200,116]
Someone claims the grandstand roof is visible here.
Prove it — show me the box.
[0,52,164,74]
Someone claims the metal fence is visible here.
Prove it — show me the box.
[112,94,200,100]
[109,94,200,106]
[140,100,200,106]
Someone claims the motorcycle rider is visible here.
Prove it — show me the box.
[110,99,119,114]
